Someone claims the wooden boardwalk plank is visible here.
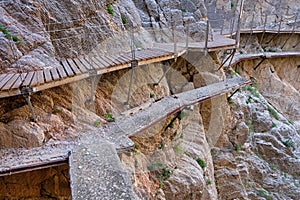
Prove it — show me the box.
[79,57,93,70]
[22,71,34,86]
[105,55,122,65]
[11,73,27,89]
[135,51,153,60]
[44,68,52,83]
[0,74,14,90]
[61,60,74,76]
[30,71,39,86]
[66,59,81,75]
[101,56,115,67]
[90,57,105,69]
[56,64,68,78]
[0,74,9,89]
[119,54,132,61]
[36,70,45,85]
[1,74,20,90]
[115,55,130,63]
[72,58,88,73]
[95,56,110,67]
[50,67,60,81]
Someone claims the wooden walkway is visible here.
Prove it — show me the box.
[0,29,299,99]
[224,51,300,68]
[0,77,251,176]
[0,47,185,98]
[0,33,237,99]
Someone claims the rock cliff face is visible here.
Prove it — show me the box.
[0,0,300,200]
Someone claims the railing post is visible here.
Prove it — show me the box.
[236,0,245,48]
[204,19,209,55]
[282,13,298,48]
[172,19,177,61]
[220,19,224,35]
[125,24,138,105]
[260,14,268,44]
[20,86,37,122]
[185,20,190,49]
[266,16,283,44]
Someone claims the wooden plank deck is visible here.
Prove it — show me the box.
[72,58,89,72]
[50,67,60,81]
[44,68,52,83]
[0,30,299,99]
[1,74,20,90]
[224,51,300,68]
[22,71,34,86]
[0,74,14,90]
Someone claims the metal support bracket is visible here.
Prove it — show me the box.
[218,49,236,70]
[125,59,139,105]
[227,88,240,101]
[20,86,37,122]
[254,56,266,70]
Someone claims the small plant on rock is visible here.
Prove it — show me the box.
[235,144,241,151]
[173,142,184,154]
[94,120,101,127]
[178,110,186,120]
[0,25,19,42]
[105,112,115,122]
[196,158,206,169]
[149,93,155,98]
[121,14,127,25]
[267,105,280,120]
[257,189,267,197]
[106,4,114,15]
[282,139,294,148]
[228,98,234,105]
[206,180,212,185]
[52,108,61,114]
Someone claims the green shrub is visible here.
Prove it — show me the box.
[52,108,61,114]
[105,112,115,122]
[230,2,235,8]
[267,105,279,120]
[206,180,212,185]
[228,98,234,105]
[147,161,166,171]
[282,139,294,148]
[168,121,174,128]
[121,14,126,24]
[246,96,252,104]
[157,167,171,188]
[94,121,101,127]
[196,158,206,169]
[150,93,155,98]
[257,189,267,197]
[178,111,186,120]
[107,4,114,15]
[271,122,276,128]
[173,142,184,154]
[235,144,241,151]
[0,25,19,42]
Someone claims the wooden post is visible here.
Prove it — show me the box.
[185,21,190,49]
[243,12,254,48]
[259,14,268,44]
[172,20,177,61]
[236,0,245,48]
[20,86,37,122]
[266,16,283,44]
[204,19,209,55]
[282,13,298,48]
[220,19,224,35]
